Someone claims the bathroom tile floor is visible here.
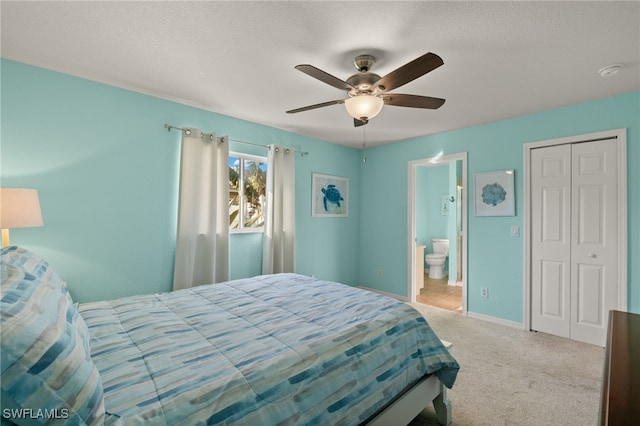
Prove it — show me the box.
[416,275,462,313]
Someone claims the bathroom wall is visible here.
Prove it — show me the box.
[446,160,459,284]
[415,165,448,267]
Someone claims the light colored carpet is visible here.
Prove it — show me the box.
[407,303,604,426]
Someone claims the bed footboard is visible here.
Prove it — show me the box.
[432,381,452,425]
[366,374,451,426]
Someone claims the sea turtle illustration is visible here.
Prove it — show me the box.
[321,184,344,212]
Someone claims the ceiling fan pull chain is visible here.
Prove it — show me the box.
[362,126,368,163]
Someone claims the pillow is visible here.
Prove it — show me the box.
[1,262,105,425]
[1,246,52,279]
[1,246,73,303]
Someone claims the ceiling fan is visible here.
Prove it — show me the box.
[286,52,446,127]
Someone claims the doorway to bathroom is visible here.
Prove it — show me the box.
[408,152,467,314]
[418,276,463,312]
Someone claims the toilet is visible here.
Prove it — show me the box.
[425,239,449,279]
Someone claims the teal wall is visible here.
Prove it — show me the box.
[229,232,263,280]
[359,90,640,321]
[2,59,638,323]
[1,59,361,302]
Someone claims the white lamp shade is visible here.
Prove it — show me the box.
[344,95,384,120]
[0,188,44,228]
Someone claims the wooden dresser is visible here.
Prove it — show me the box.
[599,310,640,425]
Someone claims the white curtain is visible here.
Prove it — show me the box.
[173,128,229,290]
[262,145,296,274]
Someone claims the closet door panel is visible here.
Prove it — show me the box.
[531,145,571,338]
[570,139,618,346]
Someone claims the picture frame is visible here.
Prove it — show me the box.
[312,173,349,217]
[474,170,515,216]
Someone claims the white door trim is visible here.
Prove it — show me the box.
[407,152,468,315]
[523,128,628,331]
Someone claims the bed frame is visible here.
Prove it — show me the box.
[1,377,450,426]
[368,339,454,426]
[2,247,456,426]
[3,348,452,426]
[367,374,451,426]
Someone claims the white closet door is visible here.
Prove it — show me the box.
[531,144,572,339]
[531,138,619,346]
[570,139,618,346]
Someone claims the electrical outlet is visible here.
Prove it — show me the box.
[511,226,519,237]
[481,287,489,298]
[377,269,383,278]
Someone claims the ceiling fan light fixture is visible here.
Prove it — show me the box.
[289,52,445,127]
[344,95,384,121]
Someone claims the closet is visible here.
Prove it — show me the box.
[529,136,623,346]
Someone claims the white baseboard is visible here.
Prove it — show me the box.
[362,284,523,331]
[467,311,524,330]
[358,286,409,302]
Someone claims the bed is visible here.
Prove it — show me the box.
[1,246,459,425]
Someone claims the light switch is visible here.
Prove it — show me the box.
[511,226,519,237]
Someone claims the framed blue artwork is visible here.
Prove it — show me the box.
[474,170,515,216]
[312,173,349,217]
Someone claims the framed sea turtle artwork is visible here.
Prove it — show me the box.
[312,173,349,217]
[474,170,515,216]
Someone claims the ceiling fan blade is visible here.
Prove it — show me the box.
[295,64,354,91]
[353,118,368,127]
[286,99,346,114]
[383,94,446,109]
[375,52,444,92]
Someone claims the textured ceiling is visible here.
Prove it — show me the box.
[2,1,639,148]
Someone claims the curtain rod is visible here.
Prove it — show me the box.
[164,124,223,142]
[164,124,308,156]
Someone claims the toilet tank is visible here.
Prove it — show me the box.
[432,239,449,255]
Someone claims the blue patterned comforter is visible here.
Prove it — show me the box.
[79,273,459,425]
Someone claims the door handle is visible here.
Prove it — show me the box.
[588,253,597,258]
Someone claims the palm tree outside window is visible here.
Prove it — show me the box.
[229,153,267,231]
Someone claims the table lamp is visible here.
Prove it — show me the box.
[0,188,44,247]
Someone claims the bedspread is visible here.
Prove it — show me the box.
[79,273,458,425]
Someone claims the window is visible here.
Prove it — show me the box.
[229,153,267,231]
